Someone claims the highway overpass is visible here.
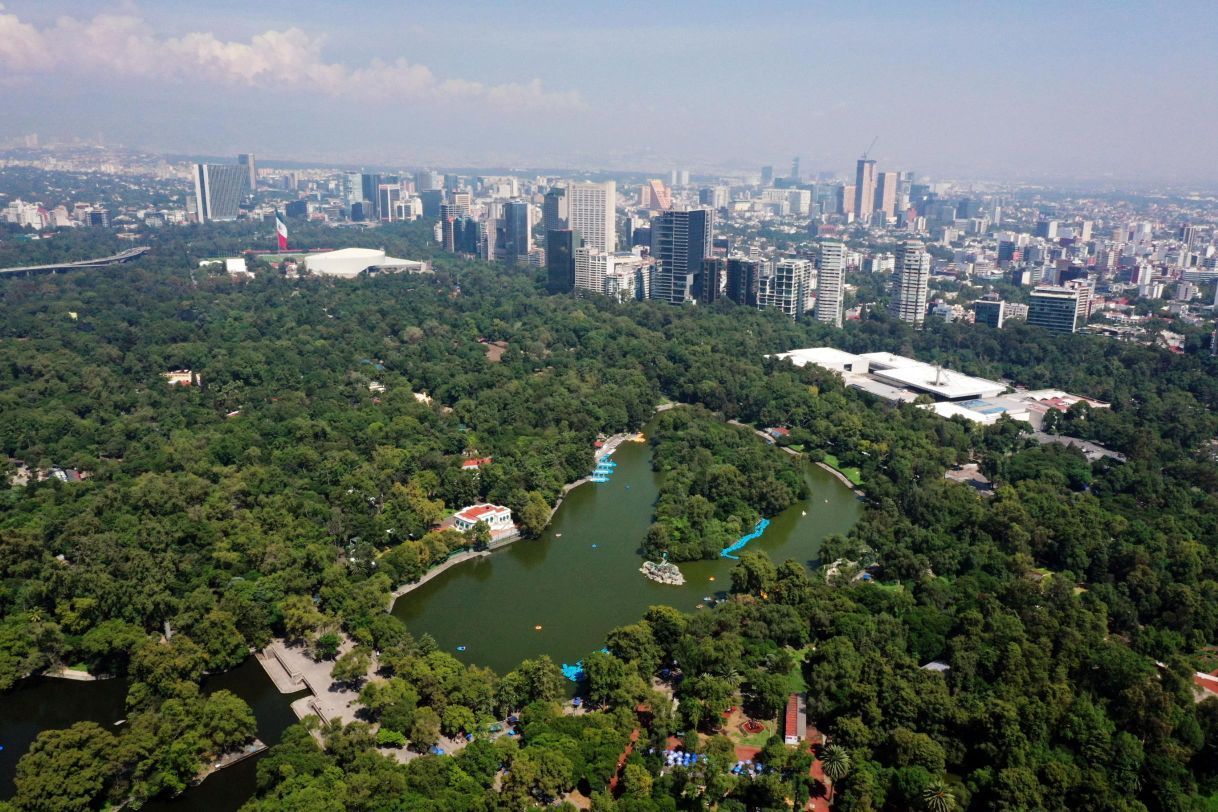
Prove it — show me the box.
[0,245,151,276]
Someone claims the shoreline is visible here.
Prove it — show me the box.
[390,548,492,600]
[815,461,865,496]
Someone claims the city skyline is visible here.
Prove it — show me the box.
[2,1,1217,184]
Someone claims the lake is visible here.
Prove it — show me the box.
[392,436,861,674]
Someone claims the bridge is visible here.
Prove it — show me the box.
[0,246,151,276]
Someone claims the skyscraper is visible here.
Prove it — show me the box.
[756,259,813,319]
[567,181,616,253]
[890,240,931,326]
[760,166,774,186]
[854,159,876,220]
[503,200,532,259]
[192,163,244,222]
[542,186,568,233]
[238,153,257,192]
[814,240,845,328]
[726,258,760,305]
[700,257,726,303]
[874,172,898,218]
[650,208,713,304]
[377,184,401,223]
[546,229,578,293]
[639,179,673,210]
[790,156,800,181]
[361,173,382,218]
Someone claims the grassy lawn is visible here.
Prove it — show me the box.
[784,645,811,694]
[821,454,863,486]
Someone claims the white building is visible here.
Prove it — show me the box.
[452,503,514,533]
[814,241,845,328]
[567,181,617,253]
[304,248,429,279]
[890,240,930,326]
[756,258,813,319]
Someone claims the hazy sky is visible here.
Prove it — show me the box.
[2,1,1216,182]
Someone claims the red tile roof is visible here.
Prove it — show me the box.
[456,504,507,522]
[785,693,800,740]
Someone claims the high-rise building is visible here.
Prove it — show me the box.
[836,185,856,217]
[874,172,898,218]
[546,229,578,293]
[814,240,845,328]
[1027,286,1084,333]
[699,186,729,209]
[377,184,401,222]
[439,203,460,252]
[974,297,1005,328]
[726,258,759,305]
[192,163,244,222]
[449,191,472,217]
[542,186,568,233]
[503,200,532,259]
[790,156,800,182]
[700,257,726,303]
[361,173,382,218]
[890,240,931,326]
[415,170,443,192]
[1035,219,1060,239]
[567,181,616,253]
[639,179,673,210]
[854,159,876,220]
[238,153,257,192]
[419,190,444,218]
[760,166,774,186]
[756,259,813,319]
[650,208,713,304]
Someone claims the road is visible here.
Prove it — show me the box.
[0,245,150,276]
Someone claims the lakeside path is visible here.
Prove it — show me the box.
[389,549,491,601]
[726,418,866,496]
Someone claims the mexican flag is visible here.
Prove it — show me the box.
[275,210,288,250]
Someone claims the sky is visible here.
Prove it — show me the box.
[1,0,1216,183]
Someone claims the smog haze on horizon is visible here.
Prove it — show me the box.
[2,0,1217,184]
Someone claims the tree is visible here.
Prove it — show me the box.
[331,646,372,686]
[622,762,653,799]
[730,551,777,596]
[468,520,492,551]
[923,779,957,812]
[518,491,551,538]
[442,704,475,737]
[410,706,441,748]
[584,650,629,707]
[13,722,119,812]
[281,595,326,642]
[821,743,851,800]
[198,690,257,753]
[743,670,789,721]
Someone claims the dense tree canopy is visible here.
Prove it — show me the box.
[4,217,1218,810]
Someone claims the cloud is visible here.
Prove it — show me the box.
[0,6,583,111]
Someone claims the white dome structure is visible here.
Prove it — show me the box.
[304,248,428,279]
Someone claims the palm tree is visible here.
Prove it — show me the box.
[820,743,851,802]
[923,780,957,812]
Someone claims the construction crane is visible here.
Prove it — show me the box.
[861,136,879,161]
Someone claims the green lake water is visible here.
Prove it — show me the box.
[392,438,862,674]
